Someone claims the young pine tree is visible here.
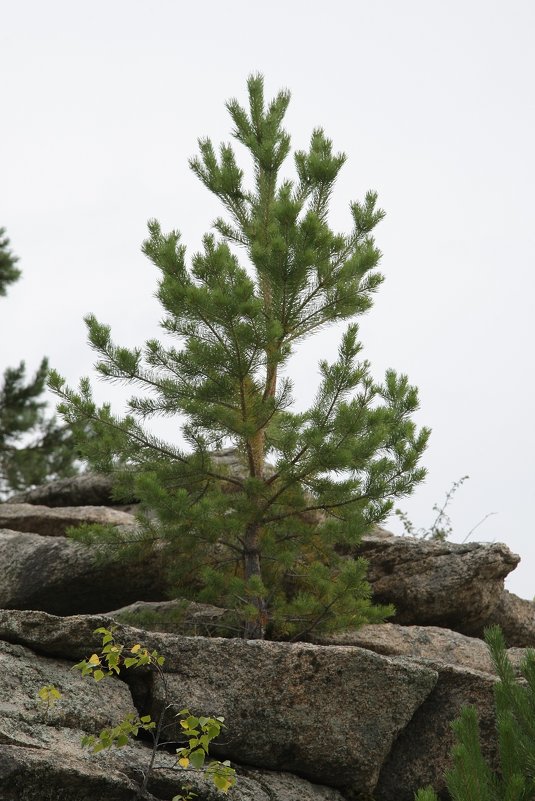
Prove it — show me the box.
[0,229,80,497]
[50,75,430,640]
[415,626,535,801]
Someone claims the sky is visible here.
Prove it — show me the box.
[2,1,534,599]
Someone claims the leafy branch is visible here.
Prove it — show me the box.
[40,627,236,800]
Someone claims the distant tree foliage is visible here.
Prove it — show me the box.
[51,75,429,639]
[0,227,21,296]
[0,358,80,496]
[0,228,80,497]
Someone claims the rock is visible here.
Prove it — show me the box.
[374,661,499,801]
[355,531,520,635]
[0,609,139,662]
[0,609,438,798]
[143,637,437,796]
[108,598,241,637]
[0,638,135,742]
[0,632,343,801]
[0,503,137,537]
[6,472,117,507]
[315,622,527,676]
[1,739,346,801]
[0,635,145,801]
[237,769,348,801]
[0,529,166,615]
[488,590,535,646]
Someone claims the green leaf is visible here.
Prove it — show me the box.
[213,773,233,793]
[189,748,206,770]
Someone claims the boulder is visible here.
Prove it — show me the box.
[356,530,520,635]
[0,638,135,741]
[0,609,438,798]
[0,633,344,801]
[0,503,136,537]
[6,472,117,507]
[0,609,138,662]
[108,597,241,637]
[141,637,437,796]
[374,661,499,801]
[0,635,145,801]
[0,529,166,615]
[315,622,527,676]
[488,590,535,646]
[1,741,347,801]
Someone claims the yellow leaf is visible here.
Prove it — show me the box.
[130,644,141,654]
[178,757,189,768]
[88,653,101,666]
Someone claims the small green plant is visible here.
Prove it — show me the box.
[415,625,535,801]
[41,627,236,800]
[37,683,62,720]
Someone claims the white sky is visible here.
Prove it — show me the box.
[2,1,534,599]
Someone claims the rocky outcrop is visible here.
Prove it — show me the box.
[0,610,438,799]
[0,529,166,615]
[2,469,534,801]
[0,502,136,537]
[0,630,344,801]
[5,472,530,647]
[144,638,437,795]
[357,530,520,636]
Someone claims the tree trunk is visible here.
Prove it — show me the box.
[243,524,268,639]
[242,356,278,638]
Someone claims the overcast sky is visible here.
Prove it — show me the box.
[2,1,534,599]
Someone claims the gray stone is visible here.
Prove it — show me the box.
[0,502,136,537]
[0,529,165,615]
[356,531,520,635]
[0,638,135,740]
[0,609,135,661]
[487,589,535,646]
[0,609,438,798]
[375,660,498,801]
[144,636,437,795]
[6,472,118,507]
[108,597,242,637]
[315,622,527,676]
[0,619,348,801]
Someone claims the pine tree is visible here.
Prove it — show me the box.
[0,229,80,497]
[0,358,80,496]
[0,227,21,296]
[415,626,535,801]
[50,75,430,639]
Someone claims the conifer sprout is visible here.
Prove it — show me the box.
[49,75,430,640]
[415,625,535,801]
